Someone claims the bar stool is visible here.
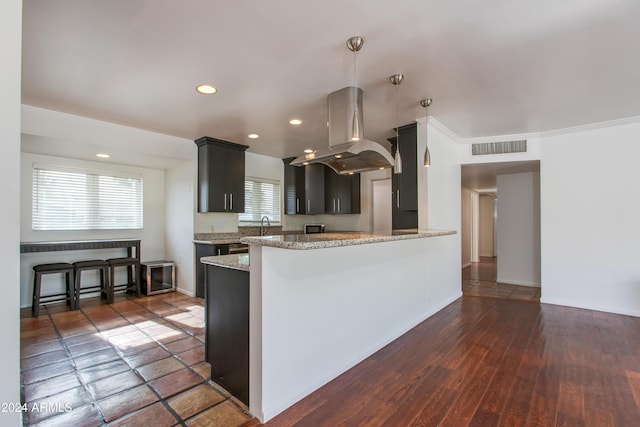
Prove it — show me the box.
[32,263,75,317]
[107,257,141,298]
[73,260,111,305]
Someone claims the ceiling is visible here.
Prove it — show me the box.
[461,161,540,194]
[21,0,640,169]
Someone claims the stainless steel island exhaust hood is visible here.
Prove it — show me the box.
[289,86,395,174]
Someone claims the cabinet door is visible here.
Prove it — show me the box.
[205,265,249,405]
[325,169,360,214]
[304,164,325,214]
[390,123,418,229]
[195,244,215,298]
[283,157,306,214]
[396,124,418,211]
[197,143,221,212]
[195,137,248,213]
[226,148,245,213]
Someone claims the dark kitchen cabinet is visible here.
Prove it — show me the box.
[325,169,361,214]
[282,158,325,214]
[194,243,229,298]
[205,264,249,405]
[390,123,418,229]
[195,137,248,213]
[283,157,306,214]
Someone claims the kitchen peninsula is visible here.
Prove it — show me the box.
[202,229,459,423]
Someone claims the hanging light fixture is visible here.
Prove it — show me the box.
[390,73,404,174]
[346,36,364,141]
[420,98,432,167]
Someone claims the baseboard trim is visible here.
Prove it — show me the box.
[175,287,195,297]
[496,278,540,288]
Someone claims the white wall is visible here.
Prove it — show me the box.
[541,120,640,316]
[423,116,462,301]
[372,179,392,231]
[461,187,473,267]
[20,153,167,307]
[425,117,462,234]
[0,0,22,422]
[479,195,495,257]
[165,161,195,295]
[496,171,541,287]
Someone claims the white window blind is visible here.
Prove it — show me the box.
[32,166,143,230]
[239,177,281,224]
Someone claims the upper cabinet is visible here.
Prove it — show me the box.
[325,169,360,214]
[283,157,305,214]
[390,123,418,229]
[283,158,324,214]
[304,163,325,214]
[195,137,249,213]
[283,159,360,215]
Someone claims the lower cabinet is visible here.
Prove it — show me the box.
[205,264,249,406]
[194,243,229,298]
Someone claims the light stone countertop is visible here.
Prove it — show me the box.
[240,229,456,250]
[200,253,250,271]
[193,238,245,245]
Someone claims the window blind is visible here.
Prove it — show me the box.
[239,177,281,224]
[32,166,143,230]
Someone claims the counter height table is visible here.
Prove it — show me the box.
[20,239,141,257]
[21,239,141,299]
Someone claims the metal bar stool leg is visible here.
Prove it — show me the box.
[32,272,42,317]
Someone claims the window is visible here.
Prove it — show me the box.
[239,177,281,224]
[32,165,143,230]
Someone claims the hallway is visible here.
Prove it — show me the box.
[462,257,541,302]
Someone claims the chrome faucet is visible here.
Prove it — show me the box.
[260,215,271,236]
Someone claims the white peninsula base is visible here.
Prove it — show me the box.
[245,231,460,422]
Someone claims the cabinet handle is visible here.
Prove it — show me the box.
[307,200,310,213]
[333,199,336,212]
[338,198,341,212]
[217,248,221,256]
[397,190,400,208]
[224,193,227,210]
[230,193,233,210]
[296,198,299,213]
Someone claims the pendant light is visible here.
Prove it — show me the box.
[390,73,404,174]
[346,36,364,141]
[420,98,433,167]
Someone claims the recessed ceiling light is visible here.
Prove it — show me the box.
[196,84,217,95]
[335,154,343,159]
[248,134,259,139]
[290,119,302,125]
[96,153,110,158]
[303,162,309,166]
[303,149,313,154]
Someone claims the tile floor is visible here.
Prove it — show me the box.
[20,292,259,427]
[462,256,541,301]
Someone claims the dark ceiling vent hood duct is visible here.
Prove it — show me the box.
[289,86,395,174]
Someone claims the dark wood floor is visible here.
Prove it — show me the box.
[264,296,640,426]
[463,257,541,302]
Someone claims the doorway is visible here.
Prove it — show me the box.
[372,179,392,231]
[460,160,541,301]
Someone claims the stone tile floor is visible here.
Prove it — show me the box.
[20,292,260,426]
[462,257,541,302]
